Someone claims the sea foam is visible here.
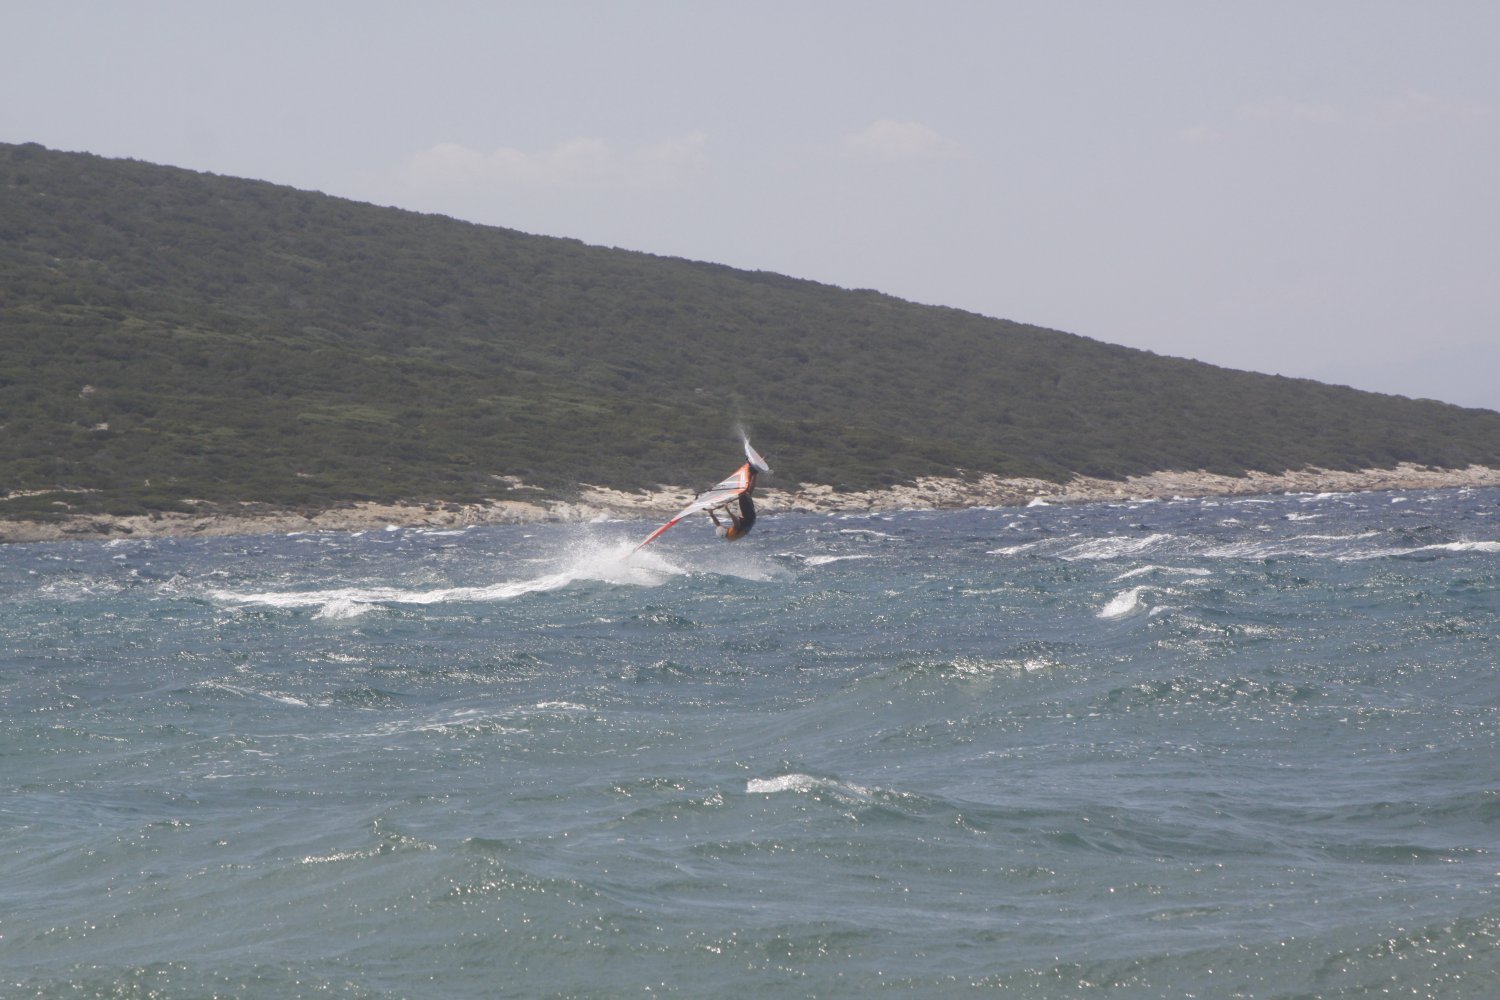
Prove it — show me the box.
[1098,585,1161,619]
[212,541,682,618]
[1060,532,1173,561]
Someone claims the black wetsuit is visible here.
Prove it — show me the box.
[733,492,756,534]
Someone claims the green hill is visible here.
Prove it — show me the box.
[3,140,1499,521]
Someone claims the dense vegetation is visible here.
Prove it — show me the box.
[4,141,1500,520]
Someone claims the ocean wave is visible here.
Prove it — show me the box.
[1201,531,1383,560]
[800,553,875,567]
[211,577,584,618]
[209,542,689,617]
[946,656,1059,675]
[610,788,730,825]
[896,656,1065,680]
[747,773,874,801]
[1112,565,1212,582]
[1097,585,1179,619]
[300,820,436,865]
[986,541,1041,556]
[1338,540,1500,562]
[740,772,959,827]
[1059,533,1174,561]
[1098,675,1319,710]
[193,681,311,707]
[852,655,1072,697]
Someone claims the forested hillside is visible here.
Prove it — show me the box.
[4,141,1500,520]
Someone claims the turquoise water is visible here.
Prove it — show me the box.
[4,488,1499,998]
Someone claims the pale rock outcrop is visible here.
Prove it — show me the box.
[4,463,1498,543]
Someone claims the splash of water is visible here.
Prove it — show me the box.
[213,536,685,619]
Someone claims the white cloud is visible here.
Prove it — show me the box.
[1175,123,1220,145]
[1237,98,1341,125]
[1181,90,1494,144]
[1178,98,1342,143]
[1373,89,1491,127]
[842,118,961,160]
[395,133,709,192]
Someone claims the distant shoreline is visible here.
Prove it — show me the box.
[4,462,1498,544]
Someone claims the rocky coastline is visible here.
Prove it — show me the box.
[4,462,1499,544]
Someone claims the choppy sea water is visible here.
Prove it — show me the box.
[3,487,1500,999]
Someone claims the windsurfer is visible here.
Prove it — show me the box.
[632,440,770,552]
[710,465,758,540]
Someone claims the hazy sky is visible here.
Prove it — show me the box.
[7,1,1498,410]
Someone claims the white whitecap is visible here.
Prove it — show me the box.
[802,554,875,567]
[1060,533,1173,561]
[746,773,874,800]
[210,540,694,617]
[1112,565,1212,582]
[1203,531,1382,560]
[948,656,1059,675]
[747,774,820,795]
[987,541,1040,556]
[1339,540,1500,561]
[197,681,309,707]
[532,701,587,712]
[313,596,373,620]
[1098,585,1180,619]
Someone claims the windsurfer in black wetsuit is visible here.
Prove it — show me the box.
[710,464,758,540]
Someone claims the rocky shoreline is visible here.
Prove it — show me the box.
[4,462,1499,544]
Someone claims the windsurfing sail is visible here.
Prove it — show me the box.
[743,439,771,475]
[634,440,770,551]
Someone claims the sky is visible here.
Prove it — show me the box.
[6,1,1498,411]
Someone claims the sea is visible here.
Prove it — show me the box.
[4,486,1500,999]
